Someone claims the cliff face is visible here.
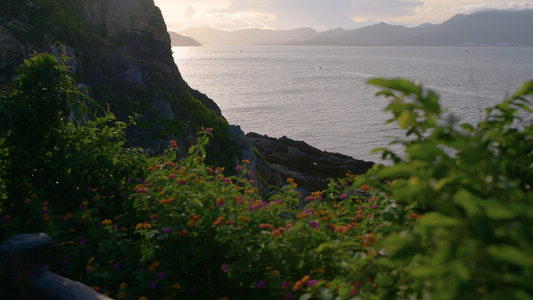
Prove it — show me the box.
[0,0,234,164]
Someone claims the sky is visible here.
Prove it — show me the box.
[153,0,532,32]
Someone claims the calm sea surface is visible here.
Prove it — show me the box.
[172,46,533,163]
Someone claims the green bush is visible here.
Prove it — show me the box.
[1,54,532,300]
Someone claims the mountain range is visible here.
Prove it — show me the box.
[171,10,533,47]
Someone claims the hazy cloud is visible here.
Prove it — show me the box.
[154,0,533,31]
[185,6,196,18]
[448,2,532,14]
[349,0,423,20]
[218,0,357,30]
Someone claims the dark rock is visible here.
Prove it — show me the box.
[227,125,257,178]
[247,132,374,196]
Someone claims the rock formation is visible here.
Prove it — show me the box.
[248,133,374,196]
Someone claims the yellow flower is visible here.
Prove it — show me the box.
[138,297,148,300]
[117,292,126,299]
[135,223,143,230]
[172,283,181,289]
[120,282,128,289]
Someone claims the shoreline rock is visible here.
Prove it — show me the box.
[247,132,374,196]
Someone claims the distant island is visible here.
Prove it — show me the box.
[171,9,533,47]
[169,31,201,46]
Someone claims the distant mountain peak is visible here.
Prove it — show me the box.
[176,10,533,47]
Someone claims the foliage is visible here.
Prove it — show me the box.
[0,53,146,226]
[1,53,533,300]
[360,78,533,299]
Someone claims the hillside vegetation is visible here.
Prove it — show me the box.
[1,54,532,299]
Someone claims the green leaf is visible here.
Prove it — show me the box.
[157,234,169,240]
[406,143,444,162]
[299,293,312,300]
[487,245,533,267]
[453,189,481,217]
[419,91,441,114]
[368,78,422,96]
[398,110,416,129]
[485,204,515,219]
[514,81,533,96]
[133,197,145,209]
[417,212,461,228]
[376,164,416,179]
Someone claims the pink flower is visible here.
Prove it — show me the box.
[339,193,349,200]
[221,263,230,273]
[370,204,379,209]
[257,280,266,289]
[310,220,319,229]
[163,228,172,234]
[284,293,294,299]
[114,263,121,269]
[79,238,87,244]
[307,279,319,287]
[157,272,166,279]
[150,281,157,289]
[281,281,291,289]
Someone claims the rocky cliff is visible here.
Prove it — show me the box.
[0,0,235,164]
[0,0,373,196]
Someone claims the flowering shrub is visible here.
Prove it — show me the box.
[1,54,532,299]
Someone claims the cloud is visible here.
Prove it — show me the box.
[218,0,360,30]
[185,5,196,18]
[156,0,532,31]
[349,0,424,20]
[448,2,532,14]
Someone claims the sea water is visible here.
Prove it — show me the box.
[172,46,533,163]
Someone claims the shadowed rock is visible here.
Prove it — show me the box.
[247,132,374,196]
